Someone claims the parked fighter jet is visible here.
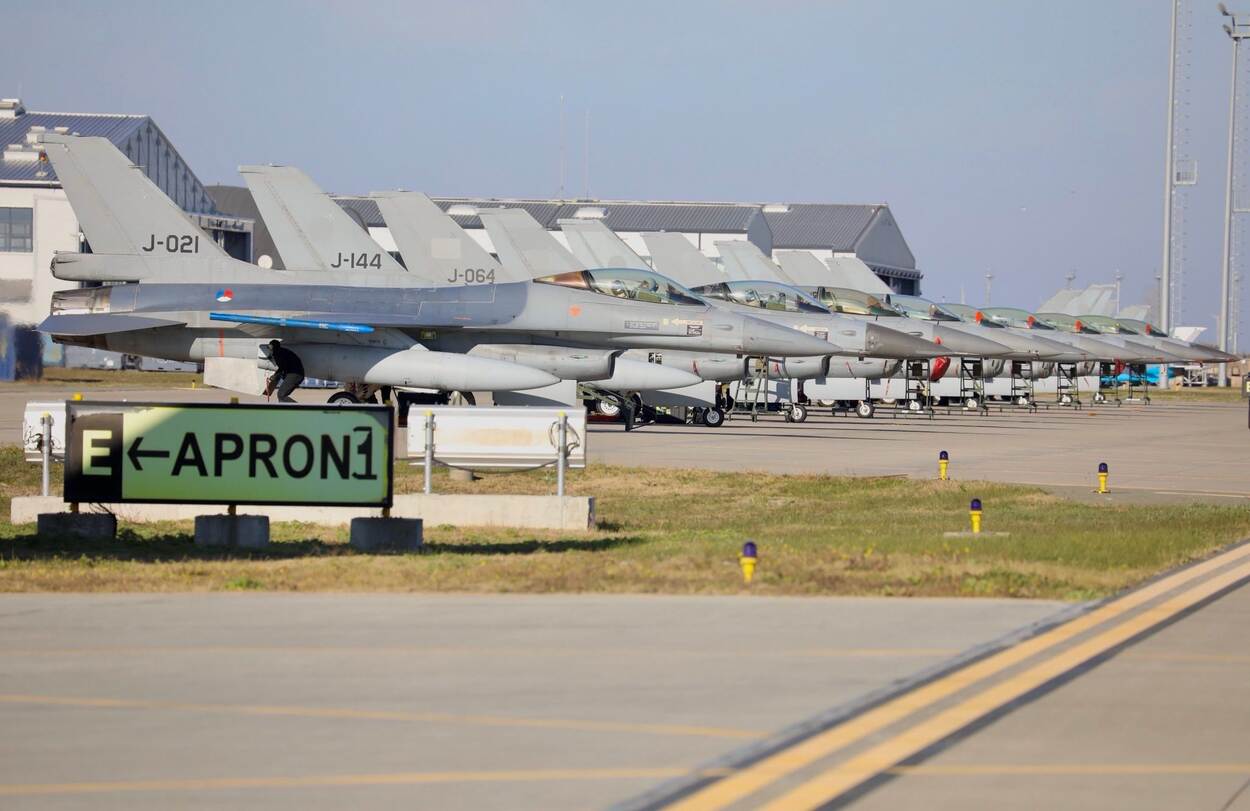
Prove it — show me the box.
[1071,314,1228,364]
[710,237,1010,357]
[36,135,835,400]
[1111,318,1237,363]
[240,167,700,393]
[561,219,945,369]
[1023,311,1186,364]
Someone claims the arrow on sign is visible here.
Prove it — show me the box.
[127,436,170,471]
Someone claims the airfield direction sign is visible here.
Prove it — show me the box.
[64,402,393,507]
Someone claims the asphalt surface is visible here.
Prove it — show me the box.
[0,594,1063,810]
[849,581,1250,811]
[3,380,1247,501]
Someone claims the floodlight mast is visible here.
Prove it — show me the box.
[1218,4,1249,385]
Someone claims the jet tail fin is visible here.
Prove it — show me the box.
[715,241,787,283]
[557,219,649,270]
[477,209,584,277]
[371,192,524,284]
[239,165,405,274]
[774,250,835,287]
[639,232,724,288]
[824,255,892,295]
[36,134,229,263]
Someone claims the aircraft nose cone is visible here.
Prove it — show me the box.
[932,325,1011,357]
[865,322,943,359]
[741,315,840,356]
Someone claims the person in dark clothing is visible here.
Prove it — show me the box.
[265,339,305,403]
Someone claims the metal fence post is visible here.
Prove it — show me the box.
[40,412,52,498]
[424,410,434,495]
[556,411,567,497]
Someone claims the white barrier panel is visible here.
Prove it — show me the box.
[407,407,586,469]
[23,401,66,462]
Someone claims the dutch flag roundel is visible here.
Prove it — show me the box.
[215,289,234,303]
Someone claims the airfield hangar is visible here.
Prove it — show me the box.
[0,97,252,329]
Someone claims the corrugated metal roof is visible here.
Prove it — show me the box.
[550,202,761,233]
[763,203,881,251]
[335,196,762,234]
[0,111,147,183]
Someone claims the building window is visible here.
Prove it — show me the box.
[0,207,33,253]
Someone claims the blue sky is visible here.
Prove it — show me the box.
[2,0,1242,339]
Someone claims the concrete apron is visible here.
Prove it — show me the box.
[11,494,595,531]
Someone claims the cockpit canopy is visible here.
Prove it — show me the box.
[809,287,902,317]
[1076,314,1136,334]
[1033,312,1103,334]
[1117,318,1168,337]
[980,307,1057,330]
[694,280,830,314]
[888,294,962,322]
[940,303,1001,327]
[535,268,705,306]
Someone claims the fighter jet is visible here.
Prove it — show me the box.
[710,241,1010,359]
[1027,311,1186,364]
[1112,318,1237,363]
[240,166,700,393]
[1071,314,1223,364]
[36,135,835,399]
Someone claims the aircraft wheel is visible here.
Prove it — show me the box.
[789,403,808,423]
[964,396,980,410]
[1016,395,1030,407]
[1060,394,1073,405]
[908,399,922,412]
[595,400,622,418]
[855,400,875,419]
[702,407,725,427]
[328,391,360,405]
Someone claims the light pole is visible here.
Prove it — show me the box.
[1114,270,1123,315]
[1160,0,1180,331]
[1218,3,1248,385]
[984,273,994,306]
[1065,271,1076,289]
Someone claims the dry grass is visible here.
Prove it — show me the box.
[2,447,1248,600]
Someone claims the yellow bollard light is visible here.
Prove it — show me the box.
[739,541,758,584]
[969,498,982,534]
[1097,462,1109,494]
[938,450,949,481]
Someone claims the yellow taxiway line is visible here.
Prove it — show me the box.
[888,762,1250,777]
[0,694,760,740]
[0,768,693,797]
[760,553,1250,809]
[664,541,1250,810]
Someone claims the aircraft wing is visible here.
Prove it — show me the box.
[640,232,724,288]
[371,192,525,284]
[477,209,584,277]
[558,219,649,270]
[715,240,785,282]
[824,255,892,295]
[239,165,406,274]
